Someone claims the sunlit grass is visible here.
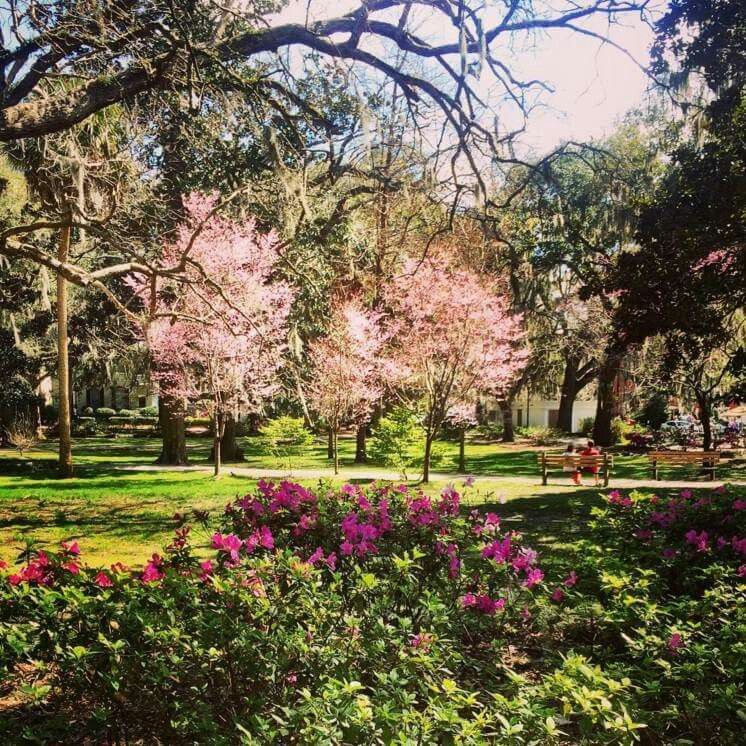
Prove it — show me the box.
[1,433,740,565]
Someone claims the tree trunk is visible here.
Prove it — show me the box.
[696,392,713,451]
[422,431,433,483]
[355,423,367,463]
[498,399,514,442]
[557,357,579,434]
[458,428,466,472]
[57,222,73,478]
[156,395,188,464]
[209,413,243,463]
[593,351,623,447]
[333,429,339,475]
[327,427,334,460]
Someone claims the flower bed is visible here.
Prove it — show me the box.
[0,482,743,743]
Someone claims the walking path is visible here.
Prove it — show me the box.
[117,463,745,490]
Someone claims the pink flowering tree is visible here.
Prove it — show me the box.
[306,299,386,474]
[131,193,294,477]
[384,253,527,482]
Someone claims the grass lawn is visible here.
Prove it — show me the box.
[1,434,741,566]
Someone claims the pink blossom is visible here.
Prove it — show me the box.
[410,632,435,651]
[141,554,164,584]
[474,595,505,615]
[64,562,80,575]
[61,541,80,556]
[563,571,578,587]
[460,593,477,608]
[662,548,679,560]
[340,540,354,556]
[680,489,693,499]
[738,565,746,578]
[684,529,709,552]
[482,536,512,563]
[550,587,565,603]
[523,567,544,589]
[668,633,684,653]
[733,500,746,511]
[94,571,113,588]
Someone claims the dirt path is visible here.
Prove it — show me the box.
[117,463,745,490]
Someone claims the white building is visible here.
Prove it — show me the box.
[481,394,596,433]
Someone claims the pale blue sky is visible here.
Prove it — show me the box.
[274,1,660,156]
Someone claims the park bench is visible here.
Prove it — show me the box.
[537,452,613,487]
[648,451,720,481]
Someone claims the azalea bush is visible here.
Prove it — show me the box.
[564,485,746,743]
[0,482,743,743]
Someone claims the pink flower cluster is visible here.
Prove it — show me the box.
[460,593,506,615]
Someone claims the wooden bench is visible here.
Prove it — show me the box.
[537,452,614,487]
[648,451,720,481]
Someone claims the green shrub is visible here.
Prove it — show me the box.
[138,406,158,418]
[259,416,313,468]
[185,416,211,428]
[95,407,116,419]
[81,405,94,417]
[72,417,102,437]
[116,408,137,418]
[516,425,563,446]
[475,421,503,440]
[578,416,595,436]
[368,406,422,479]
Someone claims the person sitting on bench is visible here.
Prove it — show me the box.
[562,442,582,485]
[580,439,601,486]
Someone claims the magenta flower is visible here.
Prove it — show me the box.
[662,548,678,560]
[141,554,164,584]
[523,567,544,589]
[340,540,354,556]
[94,571,113,588]
[550,587,565,603]
[667,633,684,653]
[307,547,325,566]
[737,565,746,578]
[61,541,80,556]
[474,595,505,615]
[680,489,693,499]
[410,632,435,650]
[563,570,578,587]
[684,529,709,552]
[460,593,477,608]
[482,536,512,563]
[463,475,475,487]
[733,499,746,511]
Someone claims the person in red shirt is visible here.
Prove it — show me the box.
[580,439,601,486]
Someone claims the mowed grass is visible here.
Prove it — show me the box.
[1,434,740,566]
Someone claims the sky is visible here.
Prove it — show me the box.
[273,0,662,156]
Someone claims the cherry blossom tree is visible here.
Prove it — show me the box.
[306,299,386,474]
[384,253,527,482]
[133,193,293,477]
